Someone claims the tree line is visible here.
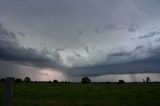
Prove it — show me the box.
[0,76,153,84]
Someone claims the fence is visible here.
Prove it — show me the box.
[3,77,14,106]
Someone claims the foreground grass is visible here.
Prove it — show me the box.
[0,83,160,106]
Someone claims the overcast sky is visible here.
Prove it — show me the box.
[0,0,160,82]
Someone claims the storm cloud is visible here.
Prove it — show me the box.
[139,31,160,39]
[0,23,63,70]
[0,0,160,81]
[67,45,160,77]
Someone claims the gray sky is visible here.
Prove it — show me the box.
[0,0,160,82]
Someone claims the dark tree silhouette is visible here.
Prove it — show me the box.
[81,77,91,84]
[53,80,58,83]
[24,77,31,83]
[0,78,5,82]
[119,80,125,84]
[142,79,145,83]
[146,77,150,83]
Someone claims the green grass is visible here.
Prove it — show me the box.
[1,83,160,106]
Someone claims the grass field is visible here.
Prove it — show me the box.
[1,83,160,106]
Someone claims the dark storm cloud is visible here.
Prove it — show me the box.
[0,23,63,69]
[17,32,25,37]
[73,52,81,58]
[0,23,17,42]
[108,51,131,57]
[139,31,160,39]
[67,56,160,77]
[108,45,144,57]
[66,45,160,77]
[128,23,139,32]
[1,0,160,80]
[52,48,65,54]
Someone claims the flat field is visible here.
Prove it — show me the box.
[0,83,160,106]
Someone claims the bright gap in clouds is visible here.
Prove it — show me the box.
[37,68,66,81]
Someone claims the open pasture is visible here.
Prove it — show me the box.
[0,83,160,106]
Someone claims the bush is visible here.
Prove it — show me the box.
[119,80,125,84]
[53,80,58,83]
[146,77,150,83]
[81,77,91,84]
[0,78,5,82]
[24,77,31,83]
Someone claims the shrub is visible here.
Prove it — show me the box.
[53,80,58,83]
[24,77,31,83]
[119,80,125,84]
[81,77,91,84]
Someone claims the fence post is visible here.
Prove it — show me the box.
[3,77,14,106]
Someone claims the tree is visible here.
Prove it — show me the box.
[48,81,52,83]
[146,77,150,83]
[81,77,91,84]
[53,80,58,83]
[119,80,125,84]
[24,77,31,83]
[142,79,145,83]
[0,78,5,82]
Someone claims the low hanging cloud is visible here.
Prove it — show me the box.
[128,23,139,33]
[0,22,64,70]
[1,21,160,77]
[131,30,160,40]
[0,23,18,42]
[66,45,160,77]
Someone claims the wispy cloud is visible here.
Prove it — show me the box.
[139,31,160,39]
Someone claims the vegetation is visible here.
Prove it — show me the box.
[81,77,91,84]
[1,82,160,106]
[24,77,31,83]
[146,77,150,83]
[53,80,58,83]
[119,80,125,84]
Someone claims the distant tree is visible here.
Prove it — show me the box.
[48,81,52,83]
[53,80,58,83]
[142,79,145,83]
[119,80,125,84]
[24,77,31,83]
[0,78,5,82]
[81,77,91,84]
[15,78,23,83]
[146,77,150,83]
